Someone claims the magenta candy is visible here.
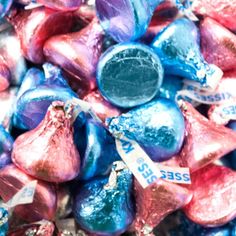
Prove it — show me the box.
[10,7,75,64]
[192,0,236,31]
[0,165,57,222]
[44,18,103,91]
[201,17,236,72]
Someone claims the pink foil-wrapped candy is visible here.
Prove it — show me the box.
[0,165,57,222]
[179,101,236,172]
[83,90,121,122]
[201,17,236,72]
[44,18,104,91]
[183,164,236,227]
[131,179,192,235]
[12,101,81,183]
[192,0,236,31]
[208,71,236,125]
[9,7,75,64]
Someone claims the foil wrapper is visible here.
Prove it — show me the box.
[179,101,236,172]
[37,0,82,11]
[12,101,81,183]
[0,207,8,236]
[183,164,236,227]
[73,162,134,235]
[158,75,183,101]
[75,2,96,25]
[56,186,72,220]
[9,7,75,64]
[192,0,236,31]
[151,17,223,91]
[14,63,78,130]
[0,87,18,130]
[83,90,121,122]
[44,18,104,91]
[0,22,26,85]
[97,43,164,108]
[8,220,56,236]
[201,17,236,72]
[0,61,10,92]
[75,117,120,181]
[131,179,192,235]
[0,125,13,169]
[0,165,57,222]
[0,0,12,18]
[107,98,185,162]
[95,0,163,42]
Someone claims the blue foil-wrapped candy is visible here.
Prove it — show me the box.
[159,75,183,101]
[151,18,222,90]
[73,162,134,235]
[0,207,8,236]
[0,125,13,169]
[96,0,163,42]
[75,117,120,181]
[16,68,45,100]
[97,43,164,108]
[14,63,78,130]
[0,0,12,19]
[107,98,185,162]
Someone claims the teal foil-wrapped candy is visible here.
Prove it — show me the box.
[151,18,223,90]
[107,98,185,162]
[73,162,134,235]
[159,75,183,101]
[0,0,12,19]
[0,207,8,236]
[97,43,164,108]
[75,117,120,181]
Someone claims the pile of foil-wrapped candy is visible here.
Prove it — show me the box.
[0,0,236,235]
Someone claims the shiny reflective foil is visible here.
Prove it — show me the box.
[0,87,18,129]
[201,17,236,72]
[96,0,163,42]
[192,0,236,31]
[108,98,185,162]
[0,61,10,92]
[14,63,78,130]
[12,101,81,183]
[0,165,57,222]
[76,117,120,181]
[7,220,56,236]
[97,43,164,108]
[183,164,236,227]
[151,17,222,90]
[159,75,183,101]
[73,162,134,235]
[179,101,236,172]
[0,125,13,169]
[83,90,121,122]
[132,178,192,234]
[10,7,75,64]
[0,23,26,85]
[0,0,12,18]
[0,207,8,236]
[37,0,82,11]
[44,18,104,91]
